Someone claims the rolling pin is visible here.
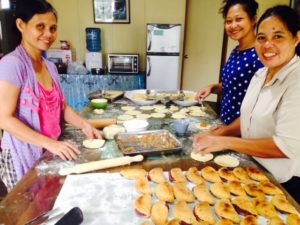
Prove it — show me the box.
[87,118,117,129]
[59,155,144,176]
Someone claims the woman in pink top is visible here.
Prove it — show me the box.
[0,0,101,191]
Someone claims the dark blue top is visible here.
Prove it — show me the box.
[220,47,263,125]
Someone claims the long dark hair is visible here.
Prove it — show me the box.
[13,0,57,44]
[256,5,300,56]
[220,0,259,20]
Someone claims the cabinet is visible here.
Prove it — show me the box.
[59,73,146,111]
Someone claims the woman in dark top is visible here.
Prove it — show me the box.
[196,0,263,124]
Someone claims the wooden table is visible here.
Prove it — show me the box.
[0,100,299,225]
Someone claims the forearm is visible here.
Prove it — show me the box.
[223,136,286,158]
[211,118,241,137]
[63,104,89,129]
[0,116,55,149]
[212,83,222,95]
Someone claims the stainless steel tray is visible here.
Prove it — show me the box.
[115,129,182,156]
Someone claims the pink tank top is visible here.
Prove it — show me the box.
[38,82,61,139]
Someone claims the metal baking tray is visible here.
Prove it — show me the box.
[87,90,124,102]
[115,129,182,156]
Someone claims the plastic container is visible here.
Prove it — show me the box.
[85,28,101,52]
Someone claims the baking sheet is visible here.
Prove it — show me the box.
[115,130,182,156]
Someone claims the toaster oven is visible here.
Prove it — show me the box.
[108,53,139,74]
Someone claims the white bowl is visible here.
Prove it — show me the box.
[123,119,149,132]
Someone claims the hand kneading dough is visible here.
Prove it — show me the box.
[82,139,105,149]
[214,155,239,167]
[191,152,213,162]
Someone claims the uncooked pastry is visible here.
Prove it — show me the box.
[82,139,105,149]
[191,152,213,162]
[117,114,134,121]
[214,155,240,167]
[121,106,136,111]
[151,112,166,118]
[153,105,166,110]
[125,110,141,116]
[103,124,125,139]
[136,114,151,119]
[140,105,154,111]
[169,105,179,111]
[189,110,205,117]
[93,109,104,115]
[171,113,186,119]
[154,108,169,113]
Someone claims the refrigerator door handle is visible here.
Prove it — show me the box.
[146,56,151,77]
[147,29,152,51]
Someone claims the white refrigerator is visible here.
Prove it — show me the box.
[146,24,181,90]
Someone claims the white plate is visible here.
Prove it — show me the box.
[173,90,198,107]
[124,89,158,106]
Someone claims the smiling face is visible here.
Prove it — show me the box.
[224,4,256,41]
[17,12,57,54]
[255,16,299,74]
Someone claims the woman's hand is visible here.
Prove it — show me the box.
[193,133,228,154]
[195,85,214,101]
[46,140,81,161]
[81,122,102,139]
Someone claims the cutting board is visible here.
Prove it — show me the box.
[87,90,124,102]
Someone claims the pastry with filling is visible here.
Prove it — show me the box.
[269,218,285,225]
[287,214,300,225]
[232,196,257,216]
[169,168,186,182]
[271,194,298,214]
[140,222,151,225]
[148,167,166,183]
[134,194,152,217]
[232,167,251,184]
[216,219,234,225]
[135,177,152,195]
[201,166,221,183]
[228,180,247,196]
[244,183,265,197]
[120,168,147,180]
[240,215,258,225]
[215,199,240,223]
[214,155,239,167]
[194,202,216,224]
[193,183,215,205]
[258,180,283,195]
[155,182,175,203]
[173,182,195,203]
[246,167,269,181]
[165,219,181,225]
[193,221,210,225]
[254,196,279,219]
[173,201,197,224]
[150,201,169,225]
[210,182,231,199]
[218,167,238,182]
[186,167,204,184]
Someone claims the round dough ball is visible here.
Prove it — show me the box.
[136,114,151,119]
[191,152,213,162]
[140,105,154,111]
[125,110,142,116]
[214,155,240,167]
[171,113,186,119]
[93,109,104,115]
[169,105,179,112]
[103,125,126,139]
[117,114,134,121]
[82,139,105,149]
[121,106,136,111]
[151,112,166,118]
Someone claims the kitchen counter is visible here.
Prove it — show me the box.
[0,99,299,225]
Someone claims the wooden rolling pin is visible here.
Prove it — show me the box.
[87,118,117,129]
[59,155,144,176]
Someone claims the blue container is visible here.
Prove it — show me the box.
[85,28,101,52]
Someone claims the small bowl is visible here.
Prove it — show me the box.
[91,98,108,109]
[123,119,149,132]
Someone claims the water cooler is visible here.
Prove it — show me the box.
[85,28,103,73]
